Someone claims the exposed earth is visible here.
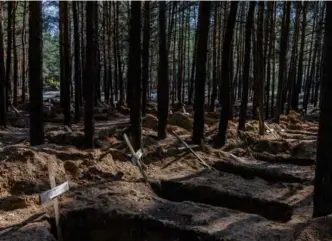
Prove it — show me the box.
[0,101,331,241]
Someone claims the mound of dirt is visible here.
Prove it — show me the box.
[251,139,291,154]
[291,140,317,160]
[168,112,193,130]
[46,130,85,147]
[142,114,158,130]
[0,146,67,198]
[296,215,332,241]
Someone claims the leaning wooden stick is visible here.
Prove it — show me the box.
[170,130,213,170]
[123,134,150,187]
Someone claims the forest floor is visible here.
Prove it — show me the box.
[0,101,330,241]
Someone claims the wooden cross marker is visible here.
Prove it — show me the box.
[44,161,65,241]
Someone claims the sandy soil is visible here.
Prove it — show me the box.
[0,104,328,241]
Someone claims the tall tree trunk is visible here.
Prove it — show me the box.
[216,1,238,146]
[192,2,211,145]
[270,3,276,118]
[80,2,86,102]
[107,3,114,107]
[0,2,6,127]
[257,2,265,135]
[238,2,255,131]
[158,1,169,139]
[265,2,273,119]
[142,1,150,116]
[112,2,119,103]
[5,1,13,109]
[210,3,218,112]
[95,4,101,105]
[60,1,71,127]
[21,1,27,104]
[29,1,44,145]
[12,1,18,106]
[292,2,308,111]
[313,2,332,218]
[304,5,320,113]
[287,2,301,113]
[274,1,291,123]
[103,2,109,105]
[72,1,82,122]
[116,3,124,106]
[128,1,142,151]
[177,4,185,104]
[84,1,97,148]
[188,7,198,105]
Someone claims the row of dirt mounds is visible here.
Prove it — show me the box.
[0,105,330,241]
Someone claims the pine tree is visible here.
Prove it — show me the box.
[29,1,44,145]
[238,2,255,131]
[128,1,142,150]
[0,2,6,127]
[192,2,211,145]
[216,1,238,146]
[158,1,169,139]
[313,2,332,218]
[84,1,97,148]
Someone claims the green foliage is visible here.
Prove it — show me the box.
[43,32,59,77]
[46,77,60,87]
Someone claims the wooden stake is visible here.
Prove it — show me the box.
[47,161,63,241]
[170,130,213,170]
[123,134,151,187]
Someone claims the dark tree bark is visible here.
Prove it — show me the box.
[94,4,101,105]
[142,1,150,117]
[177,3,185,104]
[59,1,71,127]
[257,2,265,135]
[292,2,308,111]
[112,2,119,103]
[0,2,6,127]
[304,7,320,113]
[192,2,211,145]
[238,2,256,131]
[21,1,27,104]
[313,2,332,218]
[107,2,114,107]
[84,1,97,148]
[270,4,276,118]
[116,3,124,106]
[158,1,169,139]
[13,1,18,107]
[210,3,218,112]
[265,2,274,119]
[274,1,291,123]
[128,1,142,151]
[287,2,301,113]
[216,1,238,146]
[103,2,109,105]
[29,1,44,145]
[80,2,86,101]
[5,1,13,109]
[72,1,82,122]
[188,7,198,106]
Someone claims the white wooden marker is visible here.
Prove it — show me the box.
[46,161,64,241]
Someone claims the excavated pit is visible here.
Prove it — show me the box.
[151,170,313,222]
[46,181,298,241]
[212,159,314,184]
